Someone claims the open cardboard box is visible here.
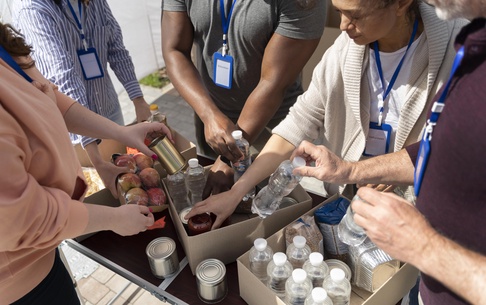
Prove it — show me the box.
[237,194,420,305]
[166,178,313,275]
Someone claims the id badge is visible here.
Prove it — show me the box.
[363,122,392,156]
[77,47,104,80]
[414,137,430,196]
[213,52,233,89]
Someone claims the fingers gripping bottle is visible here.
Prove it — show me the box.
[284,269,312,305]
[286,236,312,269]
[249,238,274,284]
[304,287,334,305]
[231,130,255,201]
[185,158,206,205]
[322,268,351,305]
[267,252,293,299]
[303,252,329,288]
[251,157,306,218]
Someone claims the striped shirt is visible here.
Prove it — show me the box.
[12,0,143,147]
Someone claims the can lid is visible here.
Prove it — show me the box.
[146,237,176,259]
[196,259,226,285]
[179,207,192,225]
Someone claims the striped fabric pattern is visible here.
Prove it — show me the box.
[12,0,142,146]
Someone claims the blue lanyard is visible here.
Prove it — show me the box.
[66,0,88,50]
[219,0,236,56]
[422,46,464,141]
[0,45,33,82]
[373,19,418,126]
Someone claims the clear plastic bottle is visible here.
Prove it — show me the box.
[322,268,351,305]
[286,236,312,269]
[304,287,334,305]
[249,238,274,284]
[303,252,329,288]
[251,157,306,218]
[267,252,293,299]
[166,171,190,213]
[284,268,312,305]
[148,104,167,125]
[337,195,367,246]
[231,130,255,201]
[185,158,206,205]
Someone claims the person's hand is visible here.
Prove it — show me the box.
[185,189,241,229]
[203,114,242,161]
[95,160,133,198]
[202,157,235,199]
[133,97,151,122]
[111,204,154,236]
[290,140,352,183]
[357,183,396,192]
[120,122,173,157]
[352,187,436,263]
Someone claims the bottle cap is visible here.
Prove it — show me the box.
[292,156,306,168]
[188,158,199,168]
[292,268,307,283]
[254,238,267,251]
[293,235,306,248]
[311,287,328,302]
[150,104,159,111]
[231,130,243,140]
[273,252,287,266]
[330,268,345,282]
[309,252,323,266]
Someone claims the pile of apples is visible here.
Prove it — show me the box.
[114,153,166,206]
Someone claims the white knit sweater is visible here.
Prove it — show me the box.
[273,2,469,196]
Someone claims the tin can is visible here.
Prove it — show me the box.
[196,259,228,304]
[146,237,179,279]
[179,206,192,226]
[148,135,186,175]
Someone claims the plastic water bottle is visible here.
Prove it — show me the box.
[303,252,329,288]
[267,252,293,299]
[231,130,255,201]
[322,268,351,305]
[166,171,190,213]
[251,157,306,218]
[337,195,367,246]
[148,104,167,125]
[284,269,312,305]
[185,158,206,205]
[304,287,334,305]
[249,238,274,284]
[286,236,312,269]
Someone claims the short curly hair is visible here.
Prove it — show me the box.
[0,22,34,69]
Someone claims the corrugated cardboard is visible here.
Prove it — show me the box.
[167,182,313,275]
[237,194,419,305]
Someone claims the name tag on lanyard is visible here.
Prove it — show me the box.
[213,52,234,89]
[77,47,104,80]
[364,122,392,156]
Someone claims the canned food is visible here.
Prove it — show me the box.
[196,259,228,304]
[188,213,213,236]
[148,135,186,175]
[146,237,179,279]
[179,206,192,226]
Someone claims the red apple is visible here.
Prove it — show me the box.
[114,154,137,173]
[133,152,154,171]
[125,187,149,206]
[139,167,161,188]
[147,187,166,206]
[117,173,142,193]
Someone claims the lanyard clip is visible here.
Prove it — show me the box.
[424,120,436,141]
[222,34,227,56]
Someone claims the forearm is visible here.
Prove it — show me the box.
[84,142,105,167]
[415,232,486,305]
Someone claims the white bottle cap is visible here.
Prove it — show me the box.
[311,287,328,302]
[254,238,267,251]
[273,252,287,266]
[292,156,306,168]
[188,158,199,168]
[292,268,307,283]
[309,252,323,266]
[231,130,243,140]
[330,268,345,283]
[293,235,307,248]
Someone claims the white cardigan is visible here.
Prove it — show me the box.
[273,2,469,196]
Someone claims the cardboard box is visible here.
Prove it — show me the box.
[75,129,196,168]
[237,194,419,305]
[167,182,313,275]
